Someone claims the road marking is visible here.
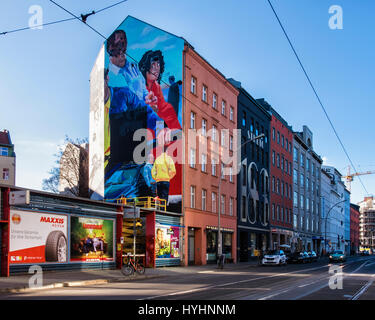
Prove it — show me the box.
[351,275,375,300]
[139,264,329,300]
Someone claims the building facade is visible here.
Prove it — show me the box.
[350,203,360,255]
[228,80,271,261]
[183,47,239,265]
[358,196,375,251]
[344,188,351,255]
[292,126,323,252]
[0,130,15,186]
[321,166,346,253]
[258,99,294,250]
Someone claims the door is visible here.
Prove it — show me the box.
[188,229,195,265]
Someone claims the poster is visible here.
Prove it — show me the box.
[70,216,114,262]
[155,225,180,259]
[103,16,184,213]
[9,210,68,264]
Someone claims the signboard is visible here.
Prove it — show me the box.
[123,207,140,219]
[155,224,180,259]
[9,190,30,205]
[9,210,68,264]
[70,216,114,262]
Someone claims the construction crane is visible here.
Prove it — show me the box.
[343,166,375,192]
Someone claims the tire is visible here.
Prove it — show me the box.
[136,263,145,275]
[121,265,134,276]
[45,231,67,262]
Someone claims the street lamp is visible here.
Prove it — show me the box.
[217,133,265,267]
[324,199,346,255]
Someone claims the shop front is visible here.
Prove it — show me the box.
[238,227,270,261]
[205,226,234,264]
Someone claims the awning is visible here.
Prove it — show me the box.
[206,226,234,233]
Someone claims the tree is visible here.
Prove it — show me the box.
[42,136,90,198]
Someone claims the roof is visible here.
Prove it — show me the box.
[0,130,11,146]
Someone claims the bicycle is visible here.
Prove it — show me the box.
[121,254,145,276]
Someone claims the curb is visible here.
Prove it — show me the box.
[0,274,166,295]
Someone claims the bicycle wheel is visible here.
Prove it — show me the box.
[121,264,134,276]
[136,263,145,275]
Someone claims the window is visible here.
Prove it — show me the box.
[191,76,196,94]
[201,154,207,172]
[241,196,246,220]
[272,151,275,166]
[201,119,207,136]
[277,154,280,168]
[242,111,246,127]
[202,85,207,102]
[230,106,234,121]
[306,197,310,211]
[272,127,275,140]
[306,177,310,191]
[294,147,298,162]
[281,155,284,171]
[272,176,275,192]
[294,169,298,184]
[300,194,304,209]
[289,162,292,175]
[300,173,304,187]
[189,148,196,168]
[212,93,217,109]
[277,206,280,221]
[300,153,305,167]
[289,185,292,200]
[277,131,280,144]
[281,207,284,222]
[307,158,310,171]
[229,135,233,151]
[0,147,8,156]
[272,204,275,220]
[229,197,234,216]
[276,178,280,194]
[221,100,226,116]
[221,131,226,147]
[289,142,292,153]
[294,214,298,228]
[284,159,288,173]
[190,186,196,209]
[221,195,225,215]
[212,125,217,142]
[212,192,217,213]
[212,158,217,176]
[221,162,225,179]
[2,168,9,181]
[229,167,233,182]
[294,191,298,207]
[190,112,196,129]
[202,189,207,211]
[285,138,289,151]
[281,135,284,148]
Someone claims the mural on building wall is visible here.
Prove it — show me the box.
[103,16,184,213]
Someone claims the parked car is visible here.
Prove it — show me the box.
[262,250,287,266]
[287,251,306,264]
[307,251,318,262]
[329,250,346,263]
[361,250,370,256]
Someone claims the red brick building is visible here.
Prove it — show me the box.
[258,100,294,249]
[182,43,239,265]
[350,203,360,255]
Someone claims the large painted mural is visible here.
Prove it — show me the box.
[103,16,184,213]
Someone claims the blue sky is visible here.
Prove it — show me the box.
[1,0,374,204]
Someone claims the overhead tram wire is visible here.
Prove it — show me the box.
[1,0,129,36]
[48,0,235,129]
[266,0,369,195]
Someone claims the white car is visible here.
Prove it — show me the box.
[262,250,287,266]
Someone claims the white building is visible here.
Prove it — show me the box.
[321,165,346,253]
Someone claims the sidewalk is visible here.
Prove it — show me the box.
[0,260,259,294]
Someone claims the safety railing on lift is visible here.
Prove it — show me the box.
[107,196,167,211]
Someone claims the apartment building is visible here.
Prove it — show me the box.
[0,130,15,186]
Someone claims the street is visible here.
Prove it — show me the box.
[1,256,374,300]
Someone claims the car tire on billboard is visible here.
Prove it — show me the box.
[45,231,67,262]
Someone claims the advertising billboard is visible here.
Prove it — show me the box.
[103,16,184,213]
[155,224,180,259]
[9,210,68,264]
[70,216,114,262]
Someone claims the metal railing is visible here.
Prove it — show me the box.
[116,196,167,211]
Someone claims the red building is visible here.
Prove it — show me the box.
[350,203,360,255]
[258,100,294,249]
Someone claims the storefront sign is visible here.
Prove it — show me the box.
[70,216,114,262]
[155,225,180,259]
[9,210,68,264]
[9,190,30,205]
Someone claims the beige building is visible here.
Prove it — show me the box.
[0,129,16,186]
